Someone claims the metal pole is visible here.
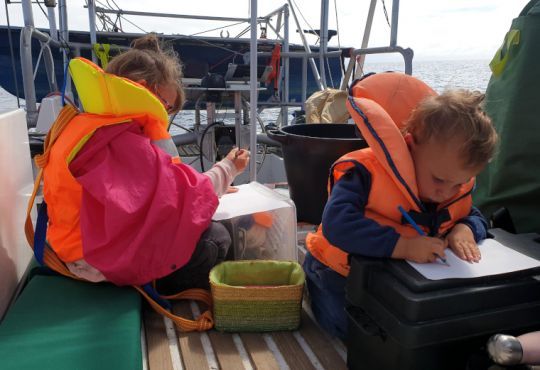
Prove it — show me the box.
[95,7,249,23]
[20,0,38,125]
[58,0,69,47]
[390,0,400,47]
[354,0,377,79]
[282,5,290,126]
[20,28,38,127]
[249,0,258,181]
[58,0,71,98]
[46,1,58,41]
[4,0,21,107]
[318,0,329,88]
[234,92,242,147]
[21,0,34,27]
[286,0,324,91]
[301,56,307,106]
[87,0,98,63]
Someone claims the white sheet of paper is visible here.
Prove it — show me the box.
[213,182,291,221]
[407,238,540,280]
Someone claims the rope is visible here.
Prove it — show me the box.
[33,39,52,81]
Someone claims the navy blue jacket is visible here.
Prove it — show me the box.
[321,164,488,258]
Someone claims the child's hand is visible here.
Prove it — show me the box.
[392,235,447,264]
[226,186,239,194]
[446,223,480,263]
[226,147,250,172]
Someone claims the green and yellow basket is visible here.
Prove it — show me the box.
[210,260,305,332]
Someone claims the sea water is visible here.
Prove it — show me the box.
[0,59,493,133]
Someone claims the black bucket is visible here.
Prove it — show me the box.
[268,124,367,224]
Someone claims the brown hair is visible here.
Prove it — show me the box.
[404,89,498,169]
[105,33,185,114]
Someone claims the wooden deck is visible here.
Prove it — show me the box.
[142,223,344,370]
[143,301,348,370]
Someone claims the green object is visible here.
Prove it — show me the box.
[475,0,540,233]
[0,275,142,370]
[93,43,111,68]
[210,260,305,332]
[489,29,520,77]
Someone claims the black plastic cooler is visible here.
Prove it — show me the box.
[346,229,540,370]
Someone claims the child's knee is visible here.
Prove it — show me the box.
[199,222,231,262]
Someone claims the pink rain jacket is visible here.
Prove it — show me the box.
[69,122,218,286]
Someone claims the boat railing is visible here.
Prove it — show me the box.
[351,45,414,76]
[19,25,132,128]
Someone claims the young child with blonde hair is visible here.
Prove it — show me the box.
[304,73,498,339]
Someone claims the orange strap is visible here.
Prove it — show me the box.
[135,287,214,331]
[24,103,214,332]
[25,104,80,278]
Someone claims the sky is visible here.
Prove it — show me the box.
[0,0,531,61]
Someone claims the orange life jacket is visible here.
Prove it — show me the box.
[306,73,475,277]
[42,58,180,262]
[25,57,215,332]
[266,44,281,90]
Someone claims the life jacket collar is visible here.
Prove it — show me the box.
[69,57,169,128]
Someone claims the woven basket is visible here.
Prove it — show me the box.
[210,260,305,332]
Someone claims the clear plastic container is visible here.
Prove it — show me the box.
[216,182,297,261]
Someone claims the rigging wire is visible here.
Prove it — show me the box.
[96,0,144,33]
[112,11,147,33]
[169,121,193,133]
[91,0,123,32]
[325,57,334,88]
[36,0,49,20]
[333,0,341,50]
[105,0,124,31]
[380,0,391,28]
[94,0,147,33]
[290,0,319,44]
[189,20,247,37]
[4,0,21,107]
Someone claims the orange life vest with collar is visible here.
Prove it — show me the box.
[305,72,475,277]
[26,58,217,332]
[43,57,181,262]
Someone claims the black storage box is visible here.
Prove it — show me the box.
[346,229,540,370]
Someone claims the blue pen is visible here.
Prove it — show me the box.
[398,205,449,266]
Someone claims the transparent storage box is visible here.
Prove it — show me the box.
[214,182,297,261]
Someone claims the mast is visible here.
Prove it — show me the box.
[318,0,329,88]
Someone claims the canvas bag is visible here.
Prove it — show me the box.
[475,0,540,233]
